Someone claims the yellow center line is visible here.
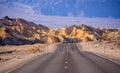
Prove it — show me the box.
[64,43,69,70]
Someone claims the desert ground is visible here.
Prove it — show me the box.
[0,43,58,73]
[0,41,120,73]
[77,41,120,64]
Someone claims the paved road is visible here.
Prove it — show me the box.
[8,43,120,73]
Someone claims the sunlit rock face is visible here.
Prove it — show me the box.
[0,16,119,45]
[0,16,49,45]
[51,24,102,42]
[48,24,120,43]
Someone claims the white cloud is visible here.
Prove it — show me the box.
[13,2,35,15]
[0,2,120,28]
[67,12,74,17]
[54,0,62,5]
[0,0,6,2]
[0,2,35,18]
[79,11,85,17]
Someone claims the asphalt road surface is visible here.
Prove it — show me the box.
[8,43,120,73]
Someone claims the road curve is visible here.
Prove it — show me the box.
[7,43,120,73]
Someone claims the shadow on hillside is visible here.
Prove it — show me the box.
[0,37,45,46]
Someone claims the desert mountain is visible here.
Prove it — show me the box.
[101,28,120,41]
[0,16,49,45]
[0,16,119,45]
[55,25,120,42]
[48,24,103,43]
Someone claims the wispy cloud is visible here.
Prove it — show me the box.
[67,12,74,17]
[0,2,36,18]
[0,2,120,28]
[0,0,6,2]
[79,11,85,17]
[54,0,63,5]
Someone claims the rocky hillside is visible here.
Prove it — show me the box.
[101,28,120,41]
[0,16,119,45]
[48,24,103,43]
[0,16,49,45]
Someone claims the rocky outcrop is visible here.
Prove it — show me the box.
[48,24,120,42]
[0,16,49,45]
[0,16,119,45]
[101,29,120,41]
[49,24,103,42]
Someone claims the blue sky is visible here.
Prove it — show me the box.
[0,0,120,28]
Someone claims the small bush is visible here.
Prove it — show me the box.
[1,57,9,62]
[29,47,40,53]
[116,42,120,48]
[13,50,20,54]
[101,34,108,40]
[17,57,21,59]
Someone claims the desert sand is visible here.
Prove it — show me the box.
[0,43,58,73]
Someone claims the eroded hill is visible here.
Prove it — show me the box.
[0,16,120,45]
[0,16,49,45]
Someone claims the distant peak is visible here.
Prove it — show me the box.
[80,24,87,27]
[3,16,10,19]
[71,25,77,27]
[3,16,12,21]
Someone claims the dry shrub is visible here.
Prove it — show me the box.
[12,50,20,54]
[0,57,10,62]
[17,56,21,59]
[29,47,40,53]
[116,42,120,48]
[28,44,46,53]
[101,34,108,40]
[0,57,1,61]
